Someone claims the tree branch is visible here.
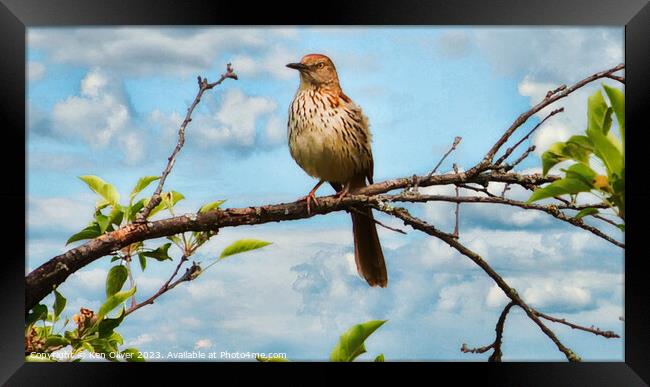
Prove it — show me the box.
[374,205,581,361]
[461,301,516,361]
[482,63,624,165]
[428,136,462,177]
[535,311,620,339]
[24,169,618,313]
[136,63,237,221]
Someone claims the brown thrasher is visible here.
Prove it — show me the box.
[286,54,387,287]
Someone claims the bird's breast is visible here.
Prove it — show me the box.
[288,90,371,184]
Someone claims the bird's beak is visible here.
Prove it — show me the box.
[286,62,308,71]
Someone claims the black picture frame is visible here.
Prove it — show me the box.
[3,0,649,385]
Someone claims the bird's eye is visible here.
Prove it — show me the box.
[317,63,325,69]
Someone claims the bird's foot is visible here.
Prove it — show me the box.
[304,191,320,215]
[334,186,350,206]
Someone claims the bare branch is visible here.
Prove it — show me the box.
[482,63,624,165]
[124,255,205,317]
[428,136,462,177]
[136,63,237,221]
[504,145,536,171]
[452,163,460,237]
[605,74,625,84]
[375,205,581,361]
[461,301,516,362]
[535,311,620,339]
[347,206,407,234]
[494,107,563,166]
[383,192,622,248]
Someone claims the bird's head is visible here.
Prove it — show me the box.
[287,54,339,88]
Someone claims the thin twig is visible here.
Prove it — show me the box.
[494,108,563,166]
[428,136,462,177]
[125,255,190,317]
[136,64,237,221]
[605,74,625,84]
[347,206,406,234]
[500,183,510,198]
[505,145,536,171]
[535,311,620,338]
[452,163,460,237]
[461,301,516,362]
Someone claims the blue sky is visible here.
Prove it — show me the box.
[26,27,625,361]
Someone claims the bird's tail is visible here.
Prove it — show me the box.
[348,178,387,287]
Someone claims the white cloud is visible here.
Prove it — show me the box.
[472,28,623,82]
[29,27,298,77]
[51,68,147,164]
[487,271,622,313]
[69,268,108,292]
[200,89,276,147]
[27,196,94,232]
[152,88,280,151]
[232,45,298,80]
[27,61,45,81]
[194,338,213,350]
[472,28,623,155]
[128,333,155,346]
[263,114,286,146]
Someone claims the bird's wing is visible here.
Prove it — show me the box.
[340,92,374,184]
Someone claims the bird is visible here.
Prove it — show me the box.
[286,53,387,287]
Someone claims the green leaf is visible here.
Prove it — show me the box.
[587,90,610,134]
[575,208,599,220]
[541,141,592,176]
[45,335,70,348]
[98,287,136,319]
[25,354,55,362]
[563,163,597,185]
[127,198,146,222]
[107,331,124,346]
[107,205,124,227]
[130,176,160,201]
[617,223,625,231]
[374,354,385,362]
[27,304,48,326]
[566,135,594,152]
[147,191,185,218]
[79,175,120,206]
[138,253,147,271]
[66,222,102,245]
[81,341,94,354]
[96,214,110,233]
[329,320,387,362]
[98,308,126,338]
[603,84,625,143]
[105,265,128,298]
[122,348,146,362]
[89,338,119,361]
[199,199,226,213]
[527,178,593,203]
[53,289,67,320]
[219,239,272,259]
[587,126,623,178]
[141,243,173,261]
[256,355,289,362]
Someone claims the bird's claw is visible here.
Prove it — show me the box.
[305,192,319,215]
[334,188,349,206]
